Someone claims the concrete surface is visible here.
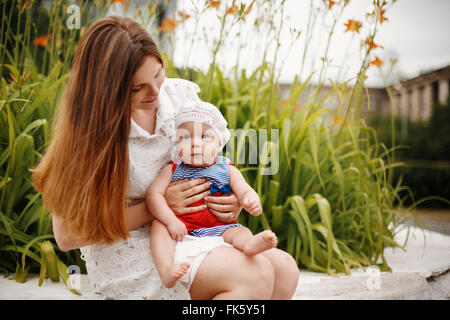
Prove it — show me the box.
[0,224,449,300]
[294,225,450,300]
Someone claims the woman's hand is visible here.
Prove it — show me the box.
[165,177,242,222]
[205,192,242,223]
[165,178,211,215]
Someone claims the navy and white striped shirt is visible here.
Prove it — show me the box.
[171,156,241,237]
[171,156,232,188]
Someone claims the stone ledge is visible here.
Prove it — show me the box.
[1,225,449,300]
[293,226,450,300]
[293,269,449,300]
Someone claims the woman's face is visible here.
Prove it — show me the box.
[131,55,165,111]
[176,122,221,166]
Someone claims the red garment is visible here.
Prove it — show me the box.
[172,161,238,232]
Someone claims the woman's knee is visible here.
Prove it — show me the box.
[190,246,275,299]
[279,250,300,281]
[265,249,299,278]
[262,249,300,299]
[239,255,275,299]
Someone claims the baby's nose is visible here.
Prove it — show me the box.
[192,139,201,148]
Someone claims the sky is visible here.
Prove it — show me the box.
[110,0,450,88]
[310,0,450,86]
[279,0,450,86]
[371,0,450,80]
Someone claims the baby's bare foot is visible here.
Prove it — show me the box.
[161,262,190,288]
[243,230,278,256]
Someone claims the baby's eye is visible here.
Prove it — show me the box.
[183,135,191,139]
[202,134,210,139]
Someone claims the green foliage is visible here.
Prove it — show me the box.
[0,59,85,292]
[1,0,413,294]
[368,98,450,161]
[368,98,450,208]
[170,65,406,274]
[0,0,104,290]
[392,162,450,208]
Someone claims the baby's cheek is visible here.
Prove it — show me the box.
[207,145,219,158]
[177,146,183,158]
[178,142,190,155]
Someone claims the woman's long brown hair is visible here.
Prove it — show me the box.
[31,16,163,244]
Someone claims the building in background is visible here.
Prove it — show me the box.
[389,65,450,121]
[279,64,450,123]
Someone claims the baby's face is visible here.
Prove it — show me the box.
[176,122,221,166]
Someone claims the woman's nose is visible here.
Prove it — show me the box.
[148,83,159,97]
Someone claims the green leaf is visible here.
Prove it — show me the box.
[56,260,82,296]
[39,241,59,282]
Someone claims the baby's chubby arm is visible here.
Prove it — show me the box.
[146,164,187,241]
[229,166,262,216]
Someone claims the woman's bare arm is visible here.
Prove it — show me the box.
[51,214,88,252]
[52,201,154,252]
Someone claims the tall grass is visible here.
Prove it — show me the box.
[1,0,416,294]
[0,0,109,293]
[165,0,412,274]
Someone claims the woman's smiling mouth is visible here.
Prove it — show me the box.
[143,97,157,103]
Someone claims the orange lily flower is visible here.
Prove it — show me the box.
[160,18,176,32]
[9,72,18,84]
[21,0,32,12]
[226,4,238,15]
[332,114,345,126]
[328,0,336,9]
[33,34,52,47]
[365,37,383,50]
[369,56,383,68]
[207,0,221,10]
[245,0,255,15]
[178,11,191,22]
[379,9,388,24]
[281,100,301,111]
[344,19,361,33]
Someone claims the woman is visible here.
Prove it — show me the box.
[31,16,299,300]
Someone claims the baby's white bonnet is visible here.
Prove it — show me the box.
[175,101,231,148]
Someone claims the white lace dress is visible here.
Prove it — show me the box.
[80,78,230,300]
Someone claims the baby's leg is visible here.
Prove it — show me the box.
[222,226,278,256]
[150,220,190,288]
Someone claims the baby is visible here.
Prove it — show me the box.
[146,100,277,288]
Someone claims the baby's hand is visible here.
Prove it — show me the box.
[167,219,188,241]
[243,196,262,216]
